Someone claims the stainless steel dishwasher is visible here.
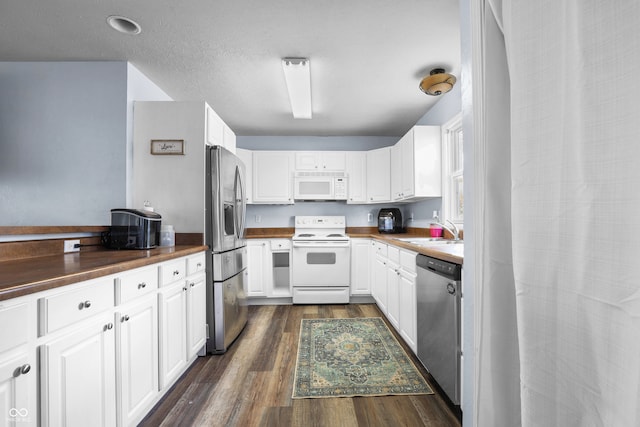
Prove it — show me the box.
[416,254,462,405]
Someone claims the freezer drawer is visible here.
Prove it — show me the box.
[206,270,247,354]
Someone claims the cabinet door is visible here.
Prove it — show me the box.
[386,262,400,330]
[320,152,346,170]
[116,295,159,427]
[390,144,403,200]
[372,256,388,313]
[252,152,293,203]
[206,105,224,146]
[41,315,116,427]
[246,241,268,296]
[158,283,187,390]
[400,131,415,198]
[295,152,320,170]
[223,125,236,154]
[345,152,367,203]
[186,274,207,358]
[399,271,417,353]
[350,239,371,295]
[366,147,391,203]
[0,353,36,427]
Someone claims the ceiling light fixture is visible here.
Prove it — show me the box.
[419,68,456,96]
[281,58,312,119]
[107,15,142,35]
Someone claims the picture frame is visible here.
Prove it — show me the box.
[150,139,185,155]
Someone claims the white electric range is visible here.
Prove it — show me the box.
[291,216,351,304]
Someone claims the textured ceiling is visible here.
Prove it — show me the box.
[0,0,461,137]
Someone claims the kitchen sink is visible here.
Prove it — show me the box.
[392,237,463,247]
[392,237,444,244]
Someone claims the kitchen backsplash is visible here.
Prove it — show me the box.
[245,198,442,229]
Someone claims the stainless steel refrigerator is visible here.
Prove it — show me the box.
[205,145,248,354]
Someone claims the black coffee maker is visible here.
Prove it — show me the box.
[377,208,403,233]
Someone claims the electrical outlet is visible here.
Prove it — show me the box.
[367,213,373,222]
[255,215,261,223]
[64,239,80,253]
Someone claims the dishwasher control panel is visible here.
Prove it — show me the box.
[417,255,461,279]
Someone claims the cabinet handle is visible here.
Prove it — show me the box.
[197,262,202,268]
[190,282,195,287]
[138,282,147,289]
[183,286,188,291]
[13,364,31,377]
[104,322,114,331]
[78,300,91,310]
[173,270,180,276]
[122,315,130,322]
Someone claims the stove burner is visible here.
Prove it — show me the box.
[326,234,344,237]
[297,233,315,237]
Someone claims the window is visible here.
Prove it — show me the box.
[442,113,463,225]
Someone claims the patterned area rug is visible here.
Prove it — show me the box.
[292,317,433,398]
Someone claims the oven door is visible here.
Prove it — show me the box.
[291,241,350,286]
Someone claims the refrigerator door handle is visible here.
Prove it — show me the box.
[234,165,246,239]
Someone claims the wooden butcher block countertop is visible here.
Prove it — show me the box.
[0,245,207,302]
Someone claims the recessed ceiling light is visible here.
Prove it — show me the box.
[107,15,142,35]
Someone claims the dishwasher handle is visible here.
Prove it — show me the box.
[447,282,456,295]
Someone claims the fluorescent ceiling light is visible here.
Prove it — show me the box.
[282,58,312,119]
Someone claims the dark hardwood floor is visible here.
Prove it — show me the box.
[139,304,461,427]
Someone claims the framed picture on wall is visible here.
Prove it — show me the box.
[150,139,185,155]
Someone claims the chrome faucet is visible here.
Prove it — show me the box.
[435,220,460,240]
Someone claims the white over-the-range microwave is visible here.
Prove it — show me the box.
[293,172,348,201]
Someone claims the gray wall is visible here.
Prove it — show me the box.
[0,62,170,226]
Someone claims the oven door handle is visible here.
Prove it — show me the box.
[292,241,351,248]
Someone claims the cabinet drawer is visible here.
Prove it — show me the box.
[387,246,400,264]
[270,239,291,251]
[116,266,158,304]
[0,301,30,353]
[372,241,387,258]
[400,249,417,273]
[159,258,186,287]
[39,279,114,335]
[187,253,206,276]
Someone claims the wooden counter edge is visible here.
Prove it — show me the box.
[0,245,208,302]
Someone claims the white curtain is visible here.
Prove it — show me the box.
[477,0,640,425]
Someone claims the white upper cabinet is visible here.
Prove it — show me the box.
[391,125,442,201]
[252,151,294,204]
[295,151,346,171]
[345,151,367,203]
[366,147,391,203]
[206,105,236,154]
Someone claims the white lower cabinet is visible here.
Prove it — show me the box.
[186,273,206,359]
[0,352,37,427]
[158,282,187,390]
[116,294,159,427]
[369,241,418,354]
[245,239,292,300]
[3,251,206,427]
[0,298,36,427]
[398,270,417,352]
[350,238,371,295]
[40,312,117,427]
